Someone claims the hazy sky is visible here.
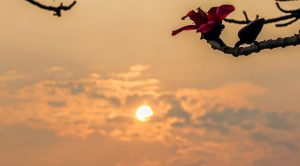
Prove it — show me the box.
[0,0,300,166]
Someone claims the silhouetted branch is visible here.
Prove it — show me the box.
[276,2,300,13]
[206,32,300,57]
[276,0,298,1]
[173,1,300,56]
[25,0,76,17]
[225,2,300,27]
[276,18,299,26]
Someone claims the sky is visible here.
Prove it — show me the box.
[0,0,300,165]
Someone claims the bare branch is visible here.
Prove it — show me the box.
[276,2,299,13]
[173,2,300,56]
[242,11,251,22]
[276,0,298,2]
[276,18,299,26]
[225,15,297,25]
[206,33,300,57]
[225,2,300,27]
[25,0,77,17]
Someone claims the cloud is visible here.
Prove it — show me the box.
[0,65,300,165]
[113,65,150,80]
[265,112,294,130]
[251,132,298,151]
[0,124,172,166]
[197,108,261,134]
[48,101,67,108]
[0,65,161,138]
[159,94,191,127]
[251,132,269,142]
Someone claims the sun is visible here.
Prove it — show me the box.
[135,105,154,122]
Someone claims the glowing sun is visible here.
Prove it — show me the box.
[135,105,154,122]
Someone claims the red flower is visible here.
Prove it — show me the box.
[172,4,235,36]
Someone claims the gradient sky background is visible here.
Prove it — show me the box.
[0,0,300,165]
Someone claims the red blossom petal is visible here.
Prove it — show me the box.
[172,25,197,36]
[207,7,218,22]
[181,10,196,20]
[181,9,208,26]
[197,21,217,33]
[194,8,208,25]
[216,4,235,20]
[196,8,208,20]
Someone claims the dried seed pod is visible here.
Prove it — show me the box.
[235,18,265,47]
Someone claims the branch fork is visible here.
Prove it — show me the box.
[25,0,77,17]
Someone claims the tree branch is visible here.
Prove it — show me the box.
[225,12,299,26]
[224,2,300,27]
[206,33,300,57]
[25,0,77,17]
[276,0,298,2]
[276,18,299,27]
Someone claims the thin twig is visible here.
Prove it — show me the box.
[276,18,299,26]
[276,0,298,2]
[225,2,300,27]
[243,11,250,22]
[225,14,297,24]
[276,2,300,13]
